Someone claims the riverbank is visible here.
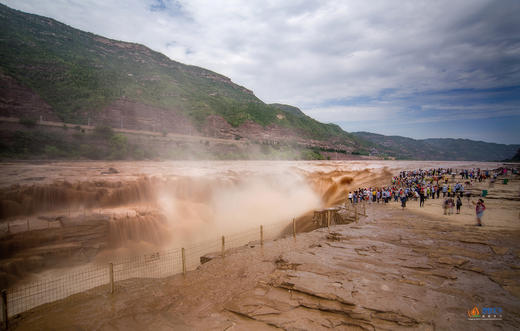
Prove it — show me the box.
[9,177,520,330]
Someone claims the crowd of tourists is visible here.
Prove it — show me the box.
[346,167,515,226]
[347,168,475,208]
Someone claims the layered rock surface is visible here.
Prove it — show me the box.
[11,203,520,330]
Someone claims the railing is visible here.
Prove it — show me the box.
[0,207,365,328]
[0,219,292,324]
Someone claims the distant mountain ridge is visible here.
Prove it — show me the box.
[353,131,519,161]
[503,148,520,162]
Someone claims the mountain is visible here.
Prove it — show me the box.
[0,4,516,161]
[353,132,519,161]
[503,148,520,162]
[0,3,365,154]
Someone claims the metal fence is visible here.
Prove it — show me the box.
[0,207,363,327]
[0,219,293,323]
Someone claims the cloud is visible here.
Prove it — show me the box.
[1,0,519,143]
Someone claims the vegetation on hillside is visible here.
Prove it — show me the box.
[0,4,364,146]
[0,124,329,161]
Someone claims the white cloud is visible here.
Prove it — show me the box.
[306,104,395,123]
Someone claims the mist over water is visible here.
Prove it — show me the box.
[149,170,323,248]
[0,160,501,279]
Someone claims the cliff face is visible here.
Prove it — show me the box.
[0,70,59,122]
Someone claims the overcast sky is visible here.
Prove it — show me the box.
[2,0,520,144]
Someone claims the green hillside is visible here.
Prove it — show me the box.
[269,103,306,117]
[0,3,361,144]
[0,3,254,123]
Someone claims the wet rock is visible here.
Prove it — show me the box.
[503,285,520,298]
[491,246,510,255]
[430,270,458,280]
[399,278,426,287]
[200,252,221,264]
[437,256,469,267]
[459,263,485,274]
[325,232,344,241]
[101,167,119,174]
[400,262,434,270]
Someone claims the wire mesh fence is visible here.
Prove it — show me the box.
[0,218,292,322]
[0,207,365,325]
[6,264,108,317]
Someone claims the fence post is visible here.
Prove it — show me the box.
[109,263,114,294]
[355,206,359,222]
[1,289,7,330]
[221,236,225,258]
[260,225,264,246]
[182,248,186,276]
[363,203,366,216]
[293,218,296,238]
[327,210,330,229]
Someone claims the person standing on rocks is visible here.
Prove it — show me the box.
[472,199,486,226]
[456,196,462,214]
[400,192,407,209]
[448,197,455,215]
[443,198,449,215]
